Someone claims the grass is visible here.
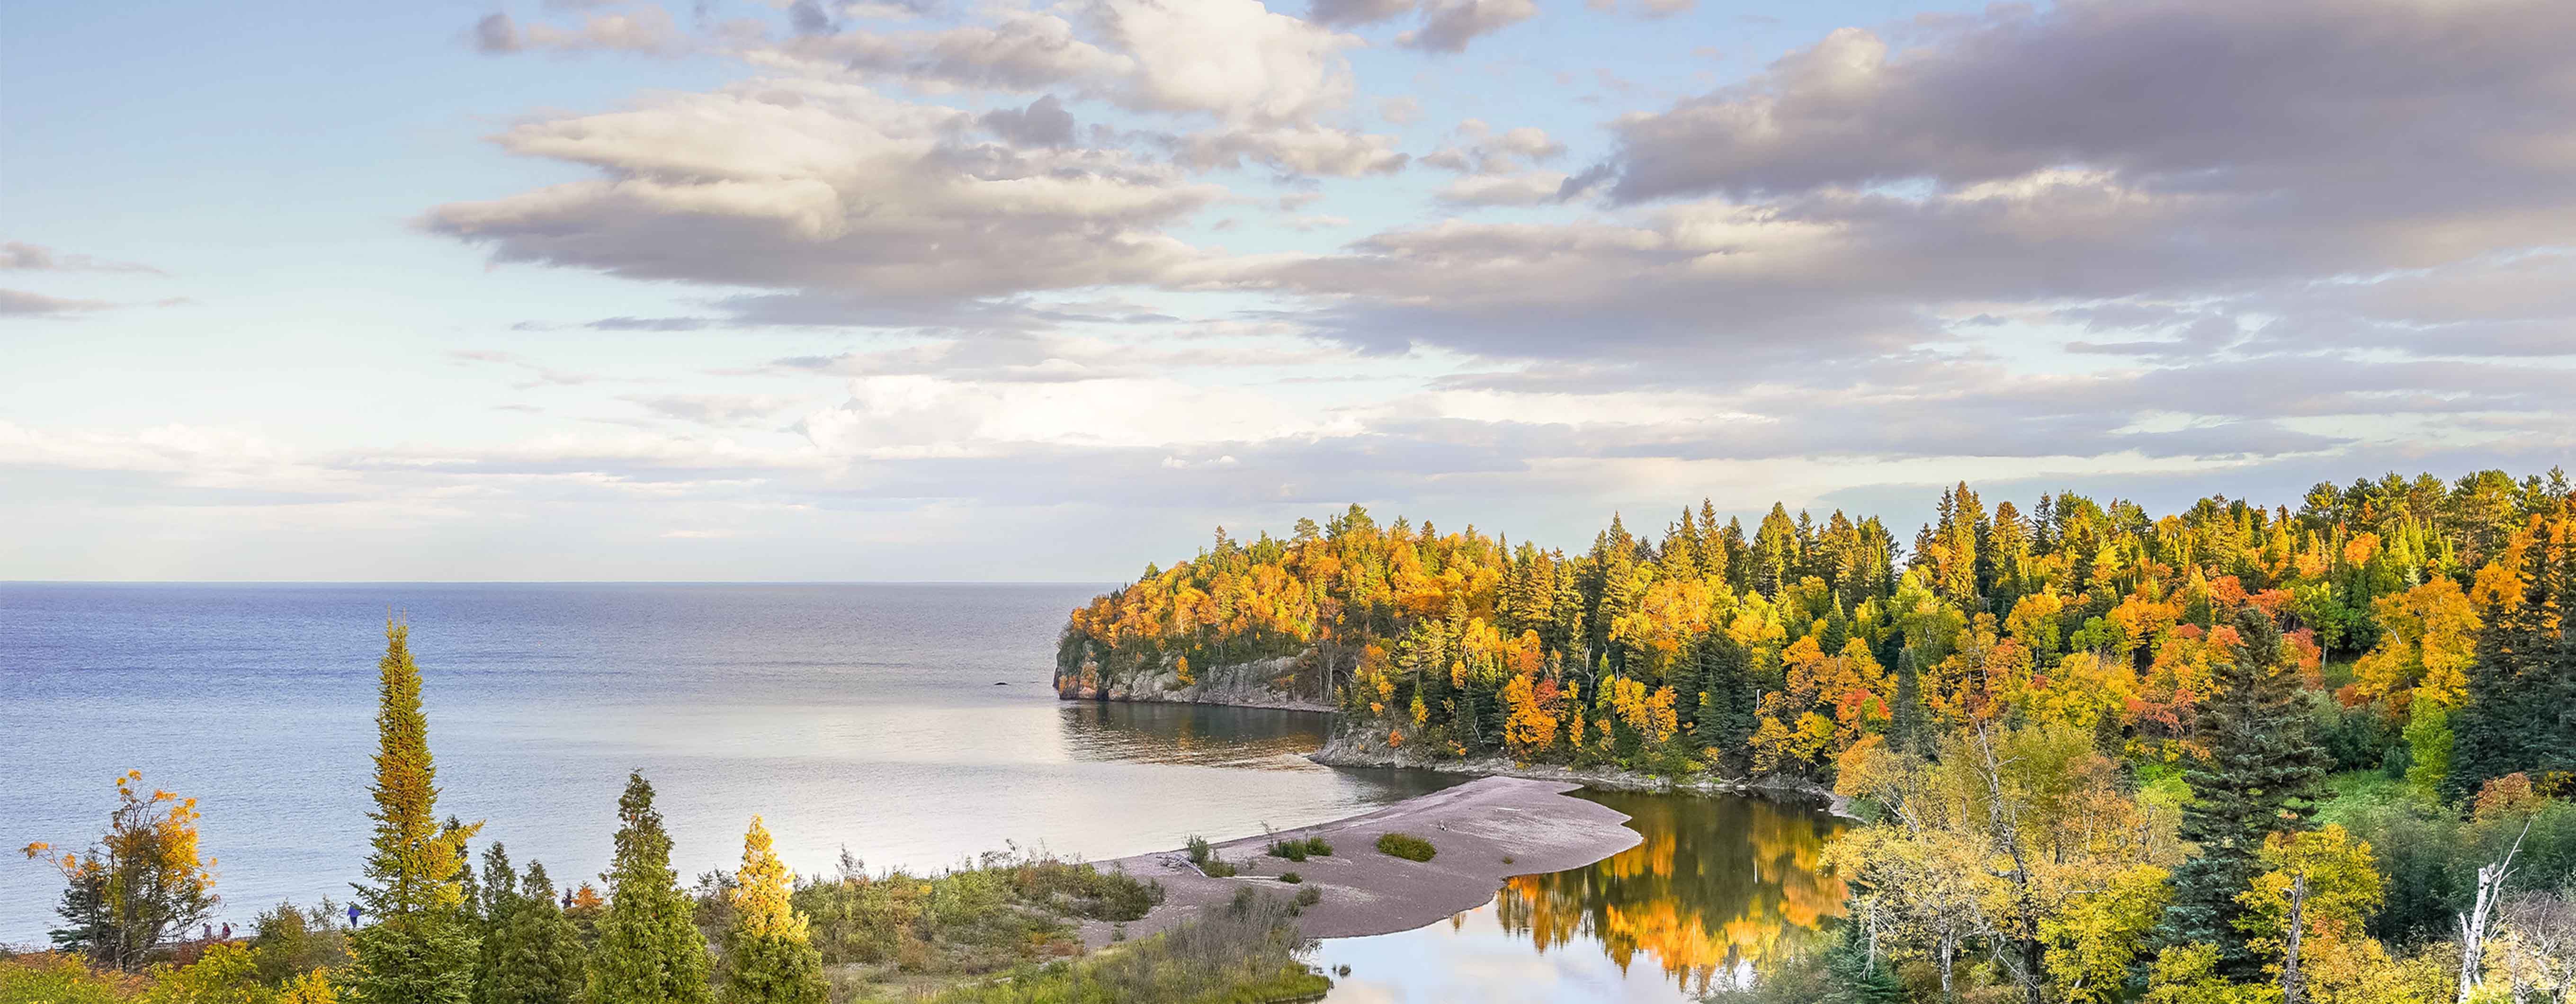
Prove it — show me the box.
[928,889,1328,1004]
[1264,835,1333,862]
[1375,833,1436,862]
[1278,871,1302,884]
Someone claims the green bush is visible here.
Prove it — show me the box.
[1278,872,1302,884]
[1293,885,1321,909]
[1375,833,1436,862]
[1184,836,1213,865]
[1200,859,1238,878]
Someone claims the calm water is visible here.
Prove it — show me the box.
[0,583,1451,941]
[1315,791,1847,1003]
[0,583,1846,1004]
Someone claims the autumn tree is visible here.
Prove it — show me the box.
[720,817,825,1004]
[590,772,710,1004]
[20,770,218,970]
[348,620,483,1004]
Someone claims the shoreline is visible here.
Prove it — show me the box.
[1073,775,1644,947]
[1055,686,1857,819]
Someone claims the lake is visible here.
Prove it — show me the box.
[0,583,1841,1001]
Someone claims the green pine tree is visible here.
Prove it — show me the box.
[590,772,710,1004]
[349,620,484,1004]
[2447,505,2571,801]
[481,862,586,1004]
[2161,609,2329,973]
[471,843,525,1004]
[719,818,825,1004]
[1889,648,1928,757]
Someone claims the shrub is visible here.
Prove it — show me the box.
[1375,834,1436,862]
[1184,836,1213,865]
[1300,837,1333,857]
[1278,872,1302,884]
[1200,859,1238,878]
[1268,842,1306,862]
[1293,886,1322,909]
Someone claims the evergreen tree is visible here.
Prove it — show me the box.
[481,863,585,1004]
[349,621,483,1004]
[2162,609,2329,973]
[2448,506,2574,800]
[590,772,709,1004]
[1889,648,1928,757]
[471,843,524,1004]
[719,818,825,1004]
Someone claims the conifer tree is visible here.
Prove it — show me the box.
[2162,609,2329,973]
[481,862,586,1004]
[349,620,483,1004]
[590,772,709,1004]
[471,843,524,1004]
[720,818,825,1004]
[1889,648,1929,757]
[2447,506,2571,800]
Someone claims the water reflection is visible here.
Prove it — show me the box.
[1314,790,1846,1004]
[1059,701,1337,768]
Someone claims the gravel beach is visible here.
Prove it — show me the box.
[1075,775,1642,946]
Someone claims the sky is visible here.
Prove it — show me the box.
[3,0,2572,582]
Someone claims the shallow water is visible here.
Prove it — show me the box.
[1313,789,1847,1003]
[0,583,1452,941]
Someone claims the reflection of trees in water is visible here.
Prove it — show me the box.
[1059,702,1333,767]
[1492,792,1848,995]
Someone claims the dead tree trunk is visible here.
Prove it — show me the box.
[2460,819,2534,1004]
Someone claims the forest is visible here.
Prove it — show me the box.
[1058,469,2576,1002]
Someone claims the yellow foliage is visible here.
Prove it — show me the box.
[2352,577,2479,708]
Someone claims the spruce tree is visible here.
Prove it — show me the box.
[1889,648,1929,757]
[590,772,710,1004]
[349,621,483,1004]
[481,863,586,1004]
[471,843,524,1004]
[2447,507,2571,801]
[720,818,825,1004]
[2162,609,2329,972]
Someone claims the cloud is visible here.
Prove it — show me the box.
[1308,0,1413,27]
[1098,0,1360,124]
[756,11,1134,93]
[1600,0,2576,215]
[473,7,686,55]
[1435,171,1570,206]
[623,393,802,426]
[422,78,1221,305]
[0,289,119,316]
[979,94,1077,146]
[1,242,165,275]
[1173,124,1407,177]
[1397,0,1537,53]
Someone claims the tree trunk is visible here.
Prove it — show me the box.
[2283,872,2307,1004]
[2460,820,2533,1004]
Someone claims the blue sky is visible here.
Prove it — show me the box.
[5,0,2572,580]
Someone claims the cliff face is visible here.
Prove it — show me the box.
[1053,652,1334,713]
